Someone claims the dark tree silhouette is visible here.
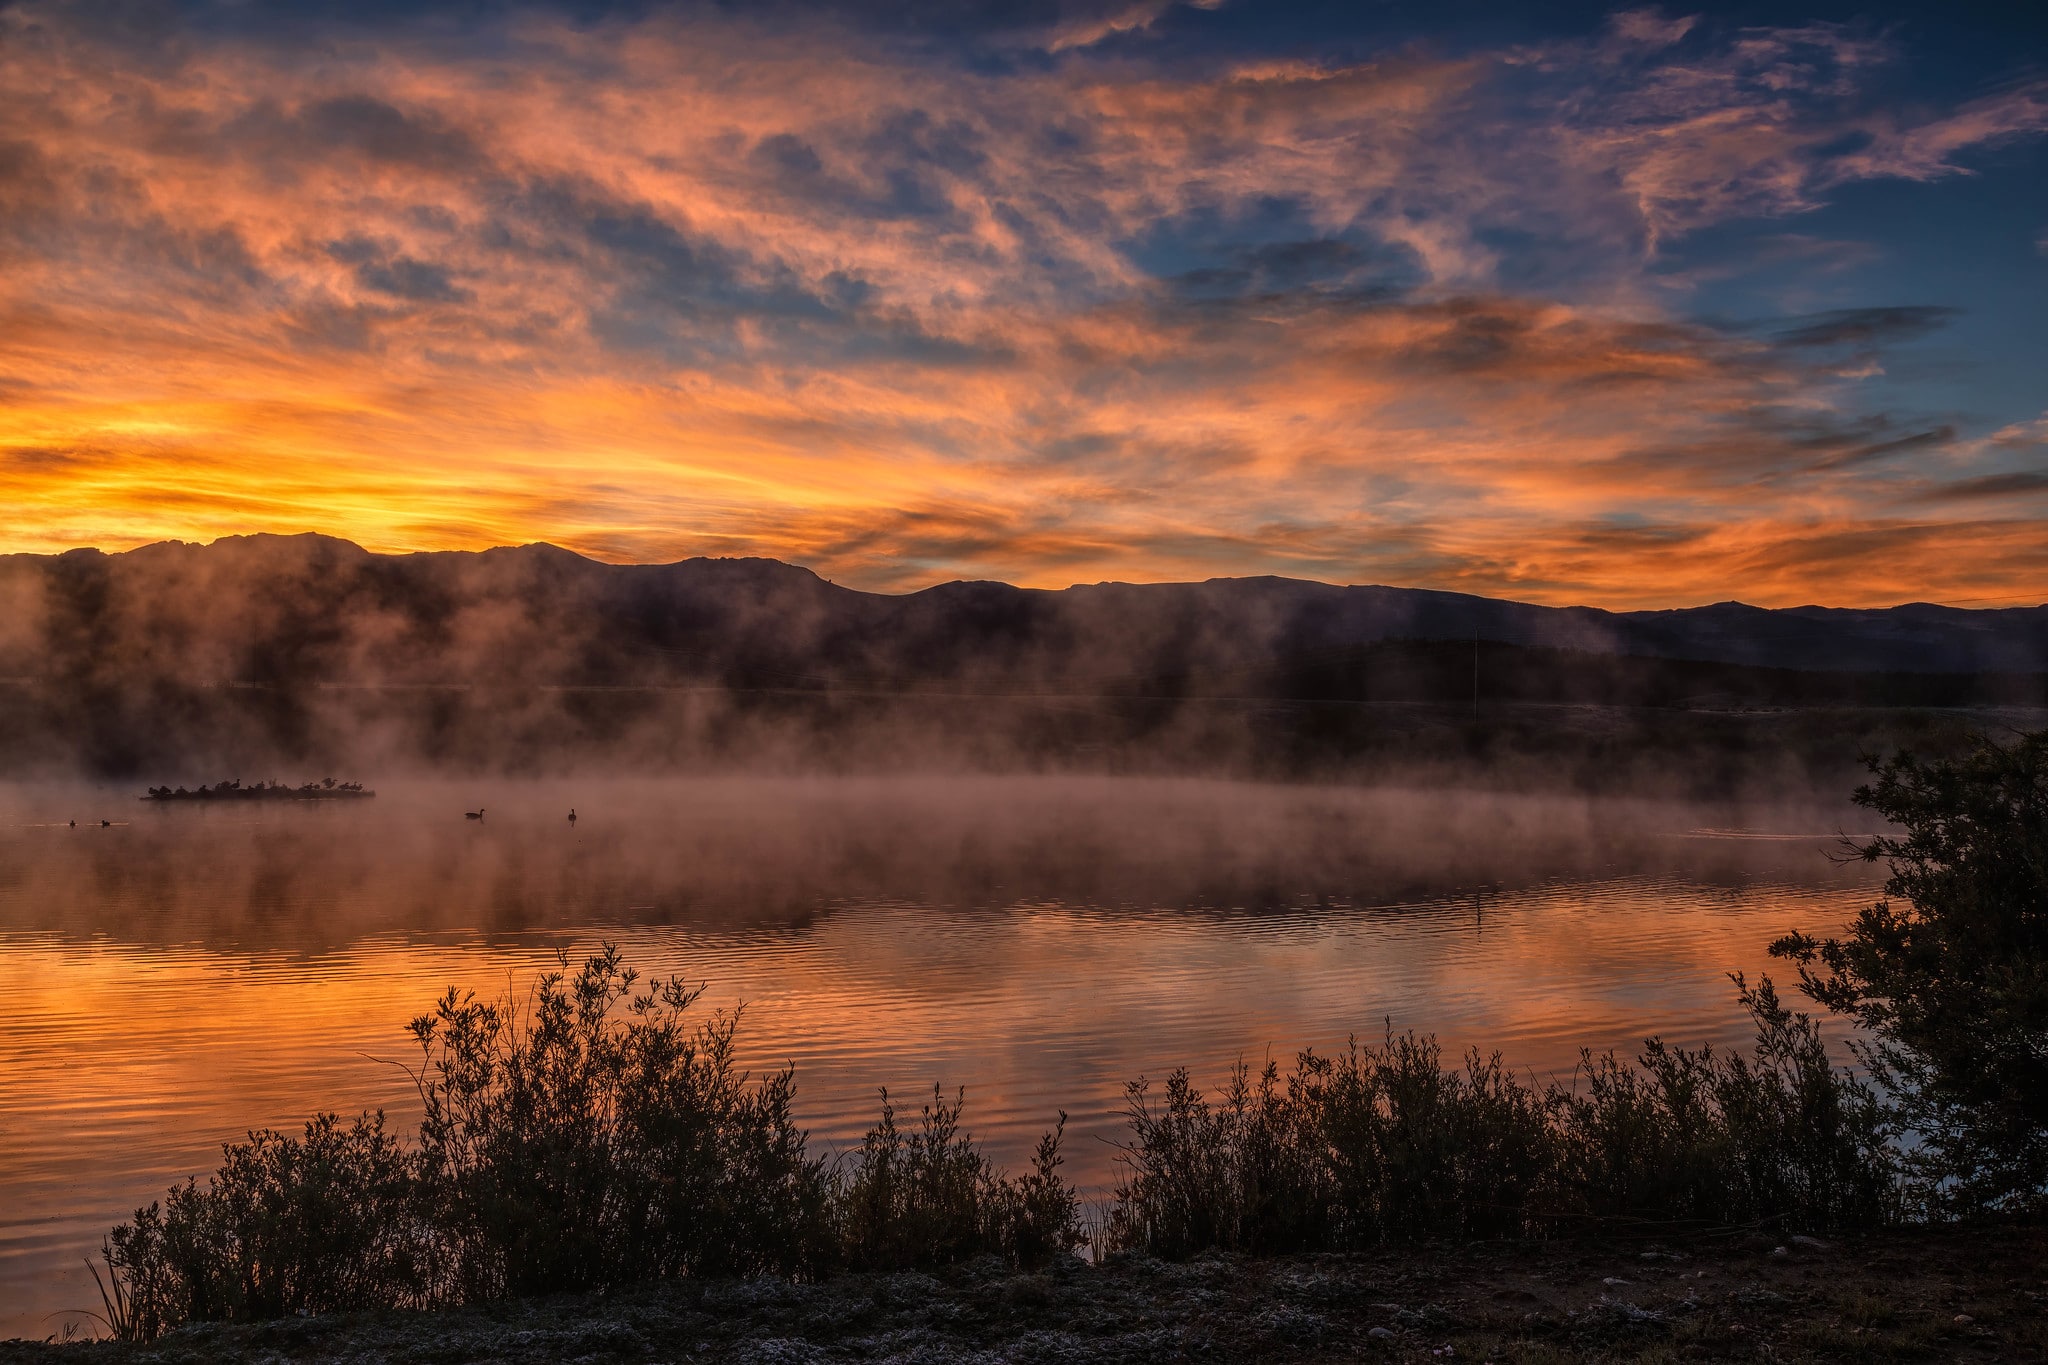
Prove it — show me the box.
[1773,730,2048,1212]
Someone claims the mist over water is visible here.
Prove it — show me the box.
[0,776,1882,1337]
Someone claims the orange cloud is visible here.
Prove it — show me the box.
[0,3,2042,607]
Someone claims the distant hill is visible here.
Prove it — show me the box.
[2,533,2044,689]
[1,535,2042,781]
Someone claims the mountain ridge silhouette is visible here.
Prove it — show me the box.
[5,532,2042,684]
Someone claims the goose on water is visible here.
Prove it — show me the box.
[568,808,577,823]
[465,808,485,820]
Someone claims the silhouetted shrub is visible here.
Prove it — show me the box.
[97,946,1079,1340]
[406,946,832,1296]
[1772,732,2048,1213]
[98,1112,430,1333]
[1104,976,1896,1259]
[1557,976,1895,1230]
[94,950,1897,1342]
[1310,1033,1559,1245]
[1003,1118,1088,1269]
[1104,1060,1327,1257]
[835,1088,1083,1271]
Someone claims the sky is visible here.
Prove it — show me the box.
[1,0,2045,606]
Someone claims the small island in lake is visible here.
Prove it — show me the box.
[142,778,374,802]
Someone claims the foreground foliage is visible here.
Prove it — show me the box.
[98,948,1079,1338]
[405,955,830,1297]
[1104,976,1895,1257]
[100,729,2048,1341]
[97,955,1888,1341]
[1772,730,2048,1213]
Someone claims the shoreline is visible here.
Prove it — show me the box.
[6,1223,2039,1361]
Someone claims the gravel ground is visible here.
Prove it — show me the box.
[5,1224,2043,1363]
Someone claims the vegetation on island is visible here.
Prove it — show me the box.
[84,733,2048,1346]
[141,778,371,801]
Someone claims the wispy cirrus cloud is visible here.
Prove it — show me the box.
[0,1,2043,605]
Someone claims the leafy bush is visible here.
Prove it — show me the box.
[406,945,831,1296]
[97,947,1081,1340]
[1772,732,2048,1213]
[834,1088,1083,1271]
[1104,977,1896,1258]
[101,955,1892,1337]
[1556,976,1895,1231]
[1103,1061,1312,1257]
[98,1112,429,1331]
[1002,1118,1087,1269]
[1309,1033,1558,1245]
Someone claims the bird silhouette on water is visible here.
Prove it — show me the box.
[568,808,577,823]
[465,808,485,820]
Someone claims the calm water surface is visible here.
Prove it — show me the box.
[0,777,1882,1337]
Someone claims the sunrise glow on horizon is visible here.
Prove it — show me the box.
[4,0,2047,608]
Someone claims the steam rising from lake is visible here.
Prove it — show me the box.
[0,776,1881,1336]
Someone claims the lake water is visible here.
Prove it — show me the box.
[0,776,1883,1338]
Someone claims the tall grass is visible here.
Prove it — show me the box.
[96,953,1897,1341]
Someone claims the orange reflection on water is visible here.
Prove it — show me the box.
[0,778,1881,1336]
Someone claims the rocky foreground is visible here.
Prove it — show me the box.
[6,1225,2043,1363]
